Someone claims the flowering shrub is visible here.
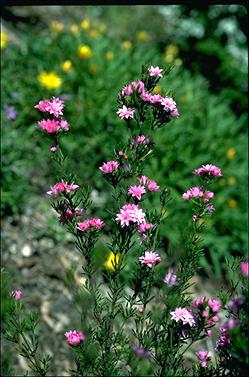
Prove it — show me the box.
[1,64,248,376]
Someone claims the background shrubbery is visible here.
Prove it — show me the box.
[1,5,248,276]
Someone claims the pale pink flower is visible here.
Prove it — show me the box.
[148,66,163,77]
[35,99,50,113]
[60,120,70,131]
[204,191,214,202]
[47,181,79,197]
[88,218,105,229]
[163,268,178,287]
[192,215,198,222]
[50,146,57,153]
[35,97,64,117]
[160,96,177,111]
[182,186,204,200]
[206,203,215,213]
[122,85,133,96]
[205,329,212,336]
[208,299,221,312]
[117,105,134,119]
[207,315,220,324]
[138,176,149,185]
[139,251,161,268]
[11,290,23,300]
[170,307,196,326]
[136,306,144,313]
[77,220,90,231]
[137,222,153,233]
[75,207,85,216]
[141,91,152,102]
[99,160,119,174]
[194,164,222,178]
[131,81,145,93]
[116,209,133,227]
[147,180,160,192]
[64,330,85,346]
[240,261,249,277]
[128,185,146,200]
[38,119,60,134]
[192,296,207,309]
[196,351,211,368]
[136,135,147,143]
[116,204,146,227]
[171,108,180,117]
[149,94,162,104]
[202,310,209,318]
[130,206,146,224]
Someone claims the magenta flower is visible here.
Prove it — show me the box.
[137,222,153,233]
[138,176,160,192]
[50,146,57,153]
[99,160,119,174]
[204,191,214,202]
[182,186,204,200]
[60,120,70,131]
[141,91,152,102]
[196,351,211,368]
[131,81,145,93]
[215,327,231,350]
[208,298,221,313]
[227,295,244,311]
[47,181,79,197]
[192,296,207,309]
[35,97,64,118]
[240,261,249,277]
[149,94,162,104]
[163,268,178,287]
[170,307,196,326]
[122,85,133,96]
[139,251,161,268]
[194,164,222,178]
[77,218,105,232]
[160,96,179,117]
[148,66,163,77]
[38,119,61,134]
[116,204,146,227]
[11,290,23,300]
[128,185,146,200]
[64,330,85,346]
[117,105,134,120]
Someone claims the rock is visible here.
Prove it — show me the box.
[21,243,32,257]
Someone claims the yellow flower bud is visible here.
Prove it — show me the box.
[78,45,92,60]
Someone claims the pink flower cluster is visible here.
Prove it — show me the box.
[137,222,153,233]
[196,351,211,368]
[116,204,146,227]
[47,181,79,197]
[130,135,155,148]
[240,261,249,277]
[138,176,160,192]
[116,105,134,120]
[192,297,221,325]
[170,307,196,327]
[163,268,178,287]
[58,205,85,224]
[35,97,64,118]
[182,187,214,202]
[99,160,119,174]
[64,330,86,346]
[11,290,23,300]
[148,66,163,77]
[38,119,70,134]
[194,164,222,178]
[77,218,105,231]
[139,251,161,268]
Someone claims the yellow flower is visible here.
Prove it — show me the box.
[50,21,64,32]
[38,71,62,90]
[226,148,236,159]
[80,19,90,30]
[227,199,237,208]
[152,85,161,94]
[61,60,72,72]
[1,32,10,48]
[89,64,97,74]
[136,31,149,42]
[103,252,120,272]
[105,51,114,60]
[165,44,179,56]
[89,29,99,38]
[78,45,92,60]
[70,24,79,34]
[122,40,132,49]
[227,176,236,186]
[174,58,182,66]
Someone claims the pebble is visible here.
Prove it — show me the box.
[21,243,32,257]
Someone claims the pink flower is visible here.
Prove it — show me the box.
[221,318,240,331]
[163,269,178,287]
[204,191,214,202]
[131,81,145,93]
[47,181,79,197]
[60,120,70,131]
[170,307,196,326]
[182,186,204,200]
[75,207,85,216]
[128,185,146,200]
[205,329,212,336]
[64,330,85,346]
[148,66,163,77]
[192,215,198,222]
[149,94,162,104]
[11,290,23,300]
[138,176,160,192]
[141,91,152,102]
[160,96,176,111]
[116,204,146,227]
[38,119,60,134]
[50,146,57,153]
[77,218,105,231]
[136,306,144,313]
[227,295,244,311]
[35,97,64,117]
[122,85,133,96]
[170,108,180,117]
[196,351,211,368]
[208,298,221,312]
[194,164,222,178]
[137,222,153,233]
[99,161,119,174]
[240,261,249,277]
[215,327,231,350]
[192,296,207,309]
[139,251,161,268]
[117,105,134,120]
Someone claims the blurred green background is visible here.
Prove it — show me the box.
[1,5,248,278]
